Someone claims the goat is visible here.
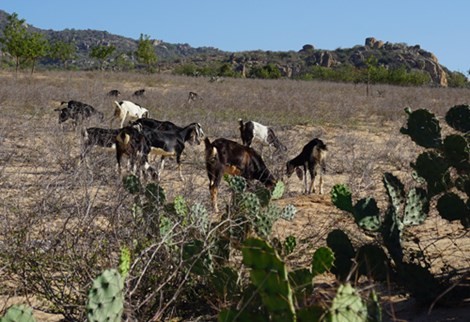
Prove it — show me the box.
[80,127,120,160]
[204,137,277,213]
[239,119,287,154]
[115,125,154,178]
[54,100,104,126]
[107,89,121,97]
[113,100,149,128]
[139,122,204,181]
[187,91,202,103]
[131,118,205,141]
[133,89,145,97]
[286,138,328,194]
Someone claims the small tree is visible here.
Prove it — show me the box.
[23,32,49,74]
[135,34,157,72]
[90,44,116,70]
[49,40,76,69]
[0,13,28,75]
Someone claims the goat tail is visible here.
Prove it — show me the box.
[116,131,130,147]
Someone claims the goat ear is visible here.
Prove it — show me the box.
[295,167,303,180]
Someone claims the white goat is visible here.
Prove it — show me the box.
[113,100,149,128]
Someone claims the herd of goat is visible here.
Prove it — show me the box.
[54,92,328,212]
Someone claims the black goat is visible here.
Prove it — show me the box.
[140,122,203,181]
[107,89,121,97]
[286,138,327,194]
[80,127,120,160]
[204,137,276,213]
[131,118,205,142]
[55,100,104,126]
[133,89,145,97]
[239,119,287,154]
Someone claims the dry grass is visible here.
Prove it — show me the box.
[0,70,469,321]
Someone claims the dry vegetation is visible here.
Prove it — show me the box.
[0,71,469,321]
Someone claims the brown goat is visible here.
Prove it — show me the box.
[204,137,276,213]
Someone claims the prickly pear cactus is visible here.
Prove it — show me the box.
[331,184,353,212]
[119,246,131,279]
[311,246,334,277]
[328,283,367,322]
[183,239,213,275]
[86,269,124,322]
[284,235,297,255]
[445,104,470,133]
[412,151,451,196]
[403,187,429,225]
[145,182,166,205]
[242,238,296,322]
[400,107,442,148]
[437,192,470,228]
[0,305,36,322]
[326,229,355,281]
[353,197,381,231]
[224,174,247,193]
[173,195,189,216]
[271,181,285,200]
[280,204,297,220]
[123,174,141,194]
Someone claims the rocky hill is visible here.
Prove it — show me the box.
[0,10,451,86]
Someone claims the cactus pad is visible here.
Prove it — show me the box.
[400,107,442,148]
[445,104,470,133]
[329,283,367,322]
[0,305,36,322]
[311,246,334,277]
[86,269,124,322]
[353,197,381,231]
[331,184,353,213]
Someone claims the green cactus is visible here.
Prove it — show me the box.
[224,174,247,193]
[284,235,297,255]
[183,239,213,275]
[366,290,382,322]
[437,192,470,228]
[326,230,355,281]
[383,173,406,214]
[400,107,442,148]
[271,181,285,200]
[445,104,470,133]
[328,283,367,322]
[403,187,429,225]
[173,195,189,216]
[353,197,381,231]
[0,305,36,322]
[119,246,131,279]
[331,184,353,212]
[280,204,297,220]
[412,151,451,196]
[311,246,334,277]
[242,238,296,322]
[443,134,469,168]
[356,244,389,281]
[145,182,166,205]
[210,266,239,301]
[123,174,141,194]
[86,269,124,322]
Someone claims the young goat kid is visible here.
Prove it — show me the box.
[204,137,276,213]
[239,119,287,154]
[286,138,328,194]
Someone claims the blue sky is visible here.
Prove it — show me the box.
[2,1,468,73]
